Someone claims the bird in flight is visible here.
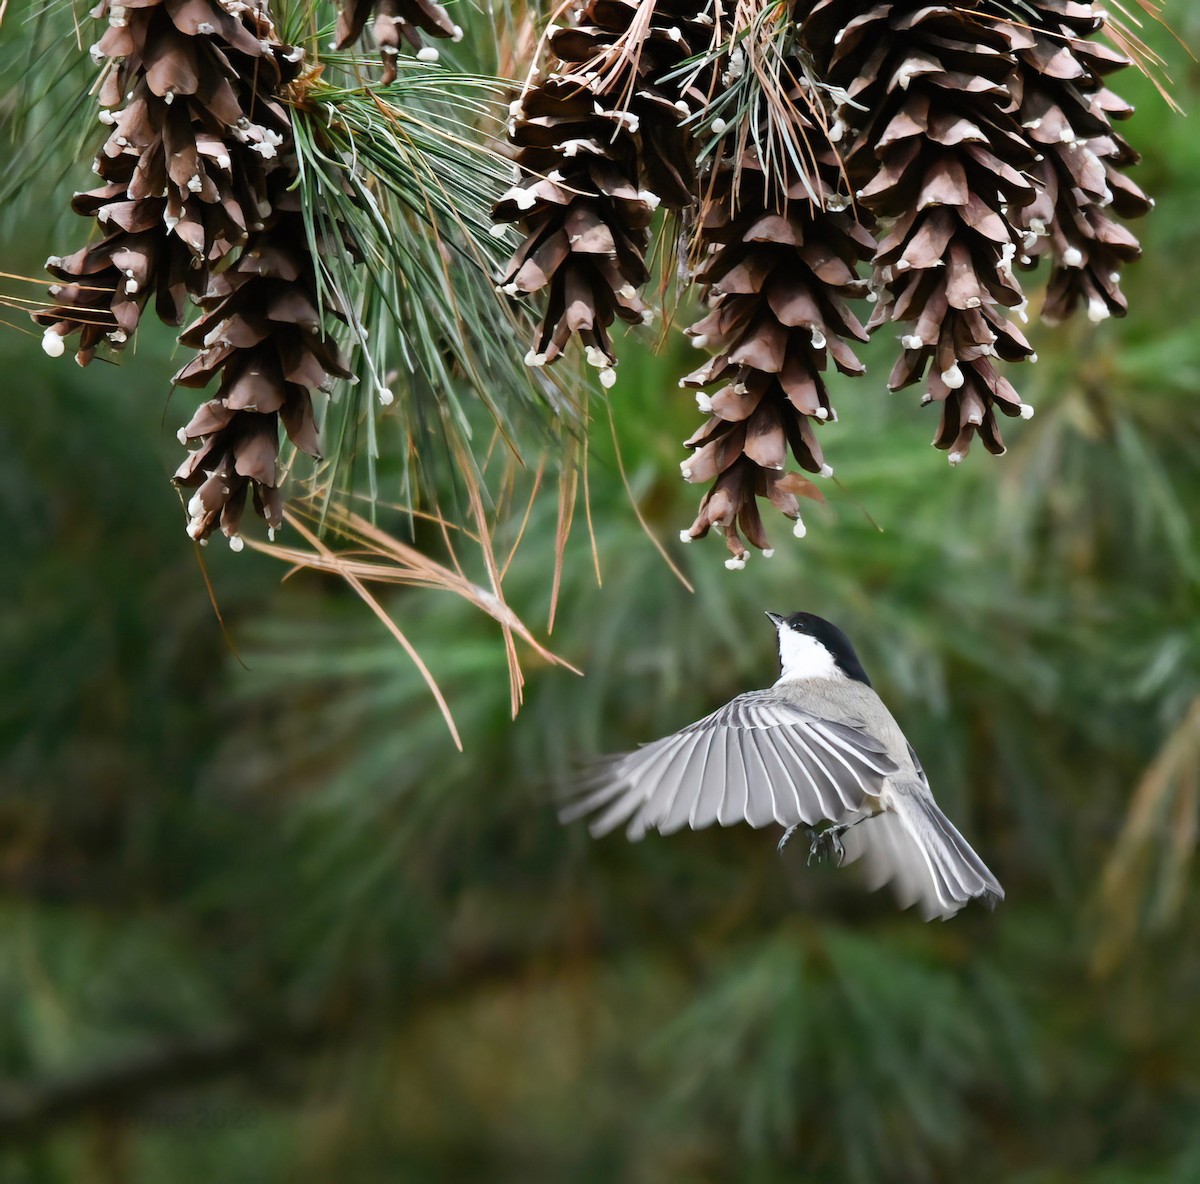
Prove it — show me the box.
[561,611,1003,920]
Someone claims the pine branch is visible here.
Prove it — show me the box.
[0,1013,330,1146]
[289,68,563,520]
[0,938,623,1147]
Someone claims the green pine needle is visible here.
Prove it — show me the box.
[288,58,578,528]
[0,1,109,218]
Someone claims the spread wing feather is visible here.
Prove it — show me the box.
[689,729,726,830]
[561,690,900,840]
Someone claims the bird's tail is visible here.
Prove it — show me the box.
[842,783,1003,920]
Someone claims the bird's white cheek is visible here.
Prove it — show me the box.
[775,631,842,682]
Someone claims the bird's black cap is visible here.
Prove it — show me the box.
[765,611,873,687]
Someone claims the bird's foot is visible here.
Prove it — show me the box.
[777,824,802,855]
[806,824,848,868]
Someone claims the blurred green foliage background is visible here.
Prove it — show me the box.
[2,5,1200,1182]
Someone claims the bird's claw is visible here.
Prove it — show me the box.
[780,822,849,866]
[806,825,846,868]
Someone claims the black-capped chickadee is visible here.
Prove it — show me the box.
[562,611,1003,920]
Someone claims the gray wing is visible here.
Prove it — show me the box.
[560,690,900,841]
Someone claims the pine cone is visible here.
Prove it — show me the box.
[679,97,875,566]
[35,0,289,364]
[36,0,349,544]
[493,0,716,382]
[334,0,462,84]
[802,2,1039,463]
[1009,3,1151,325]
[172,185,352,544]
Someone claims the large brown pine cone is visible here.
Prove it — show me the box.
[679,92,876,564]
[494,0,718,381]
[36,1,349,543]
[1009,2,1151,325]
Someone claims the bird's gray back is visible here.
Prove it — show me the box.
[772,678,915,774]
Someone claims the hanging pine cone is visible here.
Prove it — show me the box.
[171,182,352,544]
[679,81,876,567]
[34,0,290,364]
[334,0,462,84]
[35,0,348,544]
[800,2,1041,464]
[1009,3,1151,325]
[493,0,716,384]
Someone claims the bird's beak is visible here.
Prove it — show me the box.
[765,611,785,628]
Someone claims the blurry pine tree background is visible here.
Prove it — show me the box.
[2,2,1200,1181]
